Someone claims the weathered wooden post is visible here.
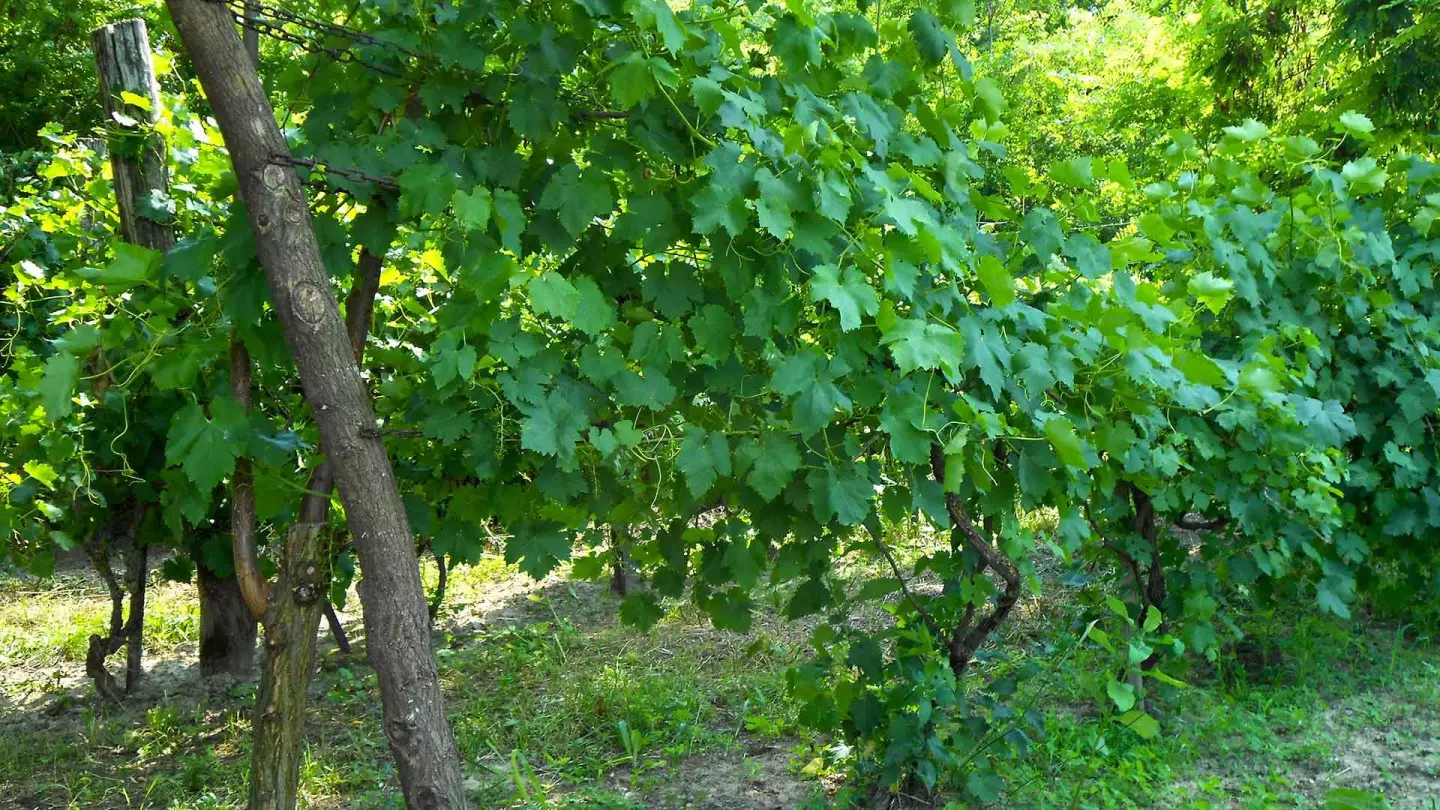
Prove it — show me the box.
[89,19,175,695]
[93,20,174,253]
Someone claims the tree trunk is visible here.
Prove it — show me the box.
[428,550,449,624]
[249,520,331,809]
[164,5,464,805]
[610,525,632,597]
[199,561,258,677]
[124,541,148,692]
[231,335,271,622]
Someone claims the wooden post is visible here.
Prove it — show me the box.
[92,20,175,253]
[90,19,175,695]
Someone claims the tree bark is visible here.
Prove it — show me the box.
[324,601,352,653]
[199,561,259,676]
[249,519,330,809]
[83,503,149,701]
[92,20,174,253]
[164,5,463,805]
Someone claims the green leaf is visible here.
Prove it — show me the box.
[1115,710,1159,740]
[38,353,81,420]
[530,273,581,320]
[824,463,873,526]
[677,428,731,497]
[505,522,573,578]
[492,188,527,253]
[973,76,1006,122]
[1334,111,1375,140]
[810,264,879,331]
[628,0,687,52]
[1142,607,1163,633]
[1239,362,1281,396]
[784,577,831,618]
[92,243,162,290]
[755,197,793,240]
[1049,157,1094,189]
[1223,119,1269,143]
[1187,271,1234,314]
[745,433,802,501]
[816,172,852,223]
[571,277,617,335]
[882,318,965,381]
[908,9,949,66]
[704,589,754,632]
[1107,680,1137,712]
[691,184,749,236]
[610,53,676,107]
[1317,576,1353,619]
[165,400,243,493]
[452,185,492,232]
[539,165,614,237]
[620,592,665,629]
[1322,788,1390,810]
[1044,417,1091,470]
[519,390,589,460]
[398,162,459,218]
[976,255,1015,307]
[1341,158,1388,195]
[23,461,58,489]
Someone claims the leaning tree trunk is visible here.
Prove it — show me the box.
[165,4,465,804]
[233,240,383,806]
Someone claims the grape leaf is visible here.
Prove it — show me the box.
[810,264,879,331]
[976,254,1015,307]
[38,353,81,420]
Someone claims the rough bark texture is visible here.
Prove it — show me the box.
[249,521,330,810]
[427,549,447,624]
[609,525,632,597]
[164,5,463,805]
[92,20,174,252]
[198,561,258,676]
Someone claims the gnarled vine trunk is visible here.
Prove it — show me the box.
[83,503,149,701]
[929,446,1021,679]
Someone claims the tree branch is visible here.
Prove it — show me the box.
[863,521,943,640]
[230,331,269,620]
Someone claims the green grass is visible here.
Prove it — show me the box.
[1,557,1437,809]
[0,572,200,671]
